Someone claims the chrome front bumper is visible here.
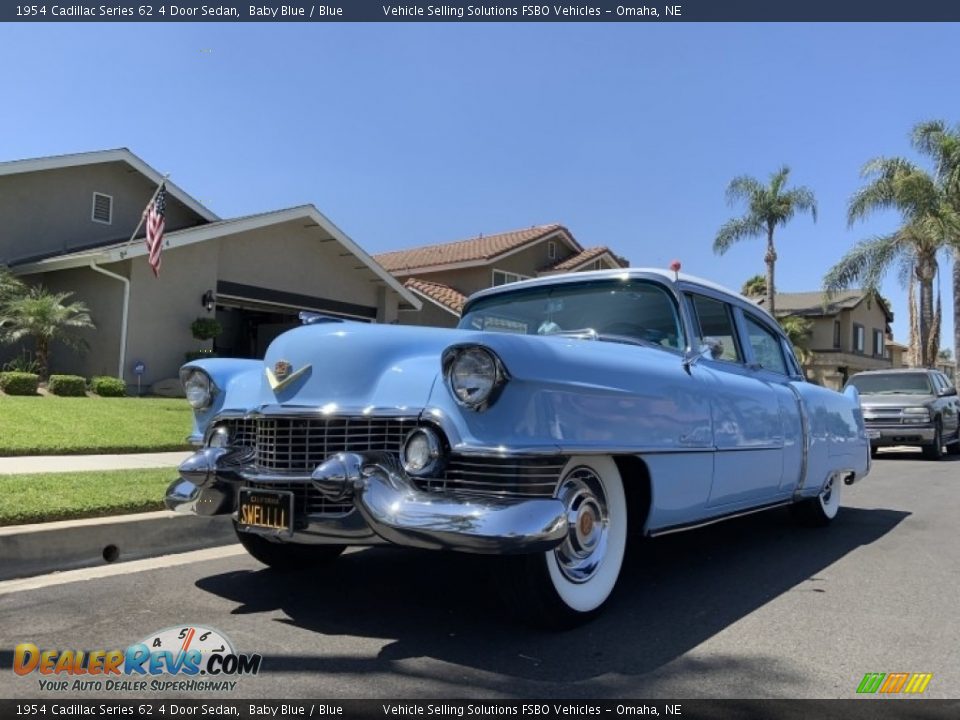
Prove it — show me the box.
[165,447,568,554]
[866,425,937,446]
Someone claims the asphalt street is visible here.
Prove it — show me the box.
[1,449,957,700]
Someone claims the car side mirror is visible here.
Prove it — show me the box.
[938,386,957,397]
[682,338,722,372]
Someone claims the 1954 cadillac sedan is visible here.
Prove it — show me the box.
[166,268,870,627]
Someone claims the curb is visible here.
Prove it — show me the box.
[0,511,237,581]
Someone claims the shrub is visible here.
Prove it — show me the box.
[190,317,223,341]
[90,376,127,397]
[0,371,39,395]
[184,350,217,363]
[48,374,88,397]
[2,350,41,375]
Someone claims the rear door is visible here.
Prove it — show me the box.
[683,292,785,507]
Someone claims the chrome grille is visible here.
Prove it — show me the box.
[417,456,566,499]
[863,409,904,426]
[220,416,416,473]
[244,480,352,517]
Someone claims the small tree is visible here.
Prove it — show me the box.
[779,315,814,367]
[190,317,223,342]
[0,287,95,379]
[741,274,767,297]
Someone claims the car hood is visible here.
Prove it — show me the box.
[259,321,482,411]
[858,393,936,408]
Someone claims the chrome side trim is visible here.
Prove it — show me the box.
[786,383,811,499]
[311,451,568,554]
[648,499,793,537]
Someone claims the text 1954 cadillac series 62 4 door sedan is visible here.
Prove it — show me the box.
[166,268,869,627]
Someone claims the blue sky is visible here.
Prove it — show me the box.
[3,23,958,347]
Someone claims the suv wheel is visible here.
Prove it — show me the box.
[922,422,944,461]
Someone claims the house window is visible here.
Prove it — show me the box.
[92,192,112,224]
[547,241,557,261]
[873,329,884,357]
[853,324,865,354]
[833,320,841,349]
[492,269,530,287]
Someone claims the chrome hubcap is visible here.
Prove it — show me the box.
[555,467,609,583]
[820,476,833,505]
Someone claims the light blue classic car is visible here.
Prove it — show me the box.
[167,269,869,627]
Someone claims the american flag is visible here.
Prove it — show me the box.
[144,184,166,278]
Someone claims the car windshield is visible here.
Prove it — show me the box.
[847,373,934,395]
[458,278,685,351]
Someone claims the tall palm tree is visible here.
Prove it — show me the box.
[713,166,817,314]
[0,287,95,379]
[825,156,959,367]
[912,121,960,358]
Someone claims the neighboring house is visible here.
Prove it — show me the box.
[0,149,420,388]
[886,340,910,368]
[755,290,894,389]
[374,224,628,328]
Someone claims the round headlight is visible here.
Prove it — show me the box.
[183,369,214,409]
[401,427,442,476]
[449,347,499,408]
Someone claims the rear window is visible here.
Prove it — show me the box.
[847,373,933,395]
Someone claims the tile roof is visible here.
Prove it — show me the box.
[757,290,892,321]
[375,224,570,273]
[547,246,618,272]
[404,278,467,314]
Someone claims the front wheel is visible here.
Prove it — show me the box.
[234,523,345,570]
[502,456,627,629]
[922,422,944,461]
[792,472,842,527]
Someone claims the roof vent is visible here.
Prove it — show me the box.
[92,193,112,224]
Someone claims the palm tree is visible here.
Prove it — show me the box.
[779,315,813,368]
[740,274,766,297]
[0,266,23,303]
[0,287,95,379]
[912,121,960,358]
[825,156,959,367]
[713,166,817,314]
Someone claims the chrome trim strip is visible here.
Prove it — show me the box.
[648,499,793,537]
[786,383,811,499]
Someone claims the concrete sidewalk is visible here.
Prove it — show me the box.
[0,450,192,475]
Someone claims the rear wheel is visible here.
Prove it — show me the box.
[502,456,627,629]
[922,422,944,461]
[792,473,842,527]
[234,523,345,570]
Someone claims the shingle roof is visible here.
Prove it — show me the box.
[757,290,893,321]
[403,278,467,314]
[546,246,619,272]
[374,224,570,273]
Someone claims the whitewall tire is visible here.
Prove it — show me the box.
[503,456,628,628]
[792,473,843,527]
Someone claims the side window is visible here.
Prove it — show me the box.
[687,294,742,363]
[743,315,788,375]
[932,373,947,393]
[782,339,804,379]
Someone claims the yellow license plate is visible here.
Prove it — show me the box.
[238,488,294,536]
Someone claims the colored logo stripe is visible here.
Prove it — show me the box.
[857,672,932,694]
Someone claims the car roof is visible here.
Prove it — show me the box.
[463,267,777,322]
[851,368,936,375]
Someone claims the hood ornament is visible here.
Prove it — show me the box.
[266,360,311,391]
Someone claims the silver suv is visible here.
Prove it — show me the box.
[846,368,960,460]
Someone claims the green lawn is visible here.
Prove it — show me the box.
[0,396,194,456]
[0,468,174,525]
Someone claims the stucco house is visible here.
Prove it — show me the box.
[0,149,420,389]
[374,224,628,328]
[757,290,894,389]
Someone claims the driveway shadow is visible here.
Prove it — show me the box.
[196,506,907,689]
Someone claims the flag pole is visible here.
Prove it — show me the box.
[126,174,169,245]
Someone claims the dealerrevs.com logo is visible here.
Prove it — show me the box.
[13,625,262,693]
